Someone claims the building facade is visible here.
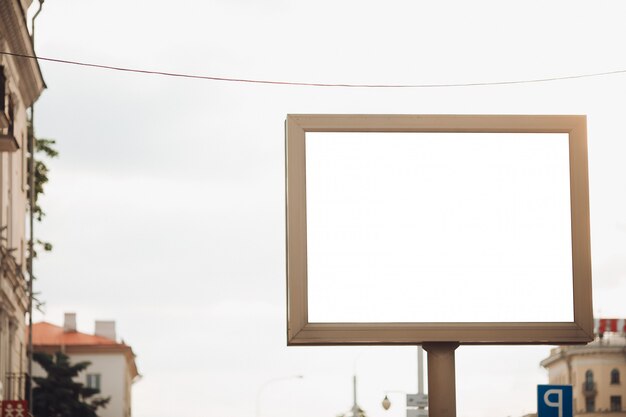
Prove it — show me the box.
[0,0,45,403]
[541,320,626,416]
[32,313,140,417]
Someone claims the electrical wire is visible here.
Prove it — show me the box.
[3,50,626,88]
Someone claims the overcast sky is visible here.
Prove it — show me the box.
[25,1,626,416]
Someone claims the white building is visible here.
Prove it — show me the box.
[0,0,45,403]
[541,319,626,416]
[32,313,140,417]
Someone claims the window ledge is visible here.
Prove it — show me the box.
[0,133,19,152]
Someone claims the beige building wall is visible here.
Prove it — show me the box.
[542,333,626,416]
[0,50,29,403]
[0,0,45,402]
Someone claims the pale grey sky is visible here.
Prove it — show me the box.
[26,1,626,416]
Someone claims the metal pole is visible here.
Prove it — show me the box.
[422,343,459,417]
[31,1,44,44]
[28,2,44,414]
[27,99,35,417]
[417,345,427,415]
[418,346,424,395]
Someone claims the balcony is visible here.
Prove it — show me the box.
[0,91,18,152]
[582,381,597,397]
[4,372,29,401]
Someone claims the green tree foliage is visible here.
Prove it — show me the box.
[27,119,58,256]
[32,351,110,417]
[31,137,58,222]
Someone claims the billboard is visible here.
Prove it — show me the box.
[286,115,592,345]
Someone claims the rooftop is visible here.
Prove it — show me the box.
[541,332,626,368]
[31,320,140,380]
[32,321,123,347]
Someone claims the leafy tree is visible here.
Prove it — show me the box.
[32,351,110,417]
[31,136,58,222]
[27,120,58,257]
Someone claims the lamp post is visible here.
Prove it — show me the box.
[28,2,44,415]
[348,351,371,417]
[336,374,368,417]
[256,374,303,417]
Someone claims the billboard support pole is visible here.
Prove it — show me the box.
[423,342,459,417]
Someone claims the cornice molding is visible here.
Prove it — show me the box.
[0,0,45,107]
[541,345,626,368]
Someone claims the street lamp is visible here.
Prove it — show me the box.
[256,374,303,417]
[381,391,406,410]
[382,396,391,410]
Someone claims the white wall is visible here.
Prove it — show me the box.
[32,352,131,417]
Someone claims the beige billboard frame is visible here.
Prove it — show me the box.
[286,114,593,346]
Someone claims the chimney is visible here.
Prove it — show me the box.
[95,320,116,341]
[63,313,77,332]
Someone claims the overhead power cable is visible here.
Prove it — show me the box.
[2,50,626,88]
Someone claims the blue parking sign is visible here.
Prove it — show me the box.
[538,385,572,417]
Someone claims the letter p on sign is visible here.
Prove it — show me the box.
[538,385,572,417]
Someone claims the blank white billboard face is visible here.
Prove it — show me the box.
[305,132,573,323]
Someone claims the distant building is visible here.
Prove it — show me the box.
[32,313,140,417]
[0,0,45,403]
[541,319,626,416]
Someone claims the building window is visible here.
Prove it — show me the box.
[21,131,25,192]
[585,397,595,412]
[86,374,101,391]
[1,67,11,131]
[611,369,620,384]
[584,370,594,391]
[611,396,622,412]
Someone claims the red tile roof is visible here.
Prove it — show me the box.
[32,322,122,346]
[31,321,140,380]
